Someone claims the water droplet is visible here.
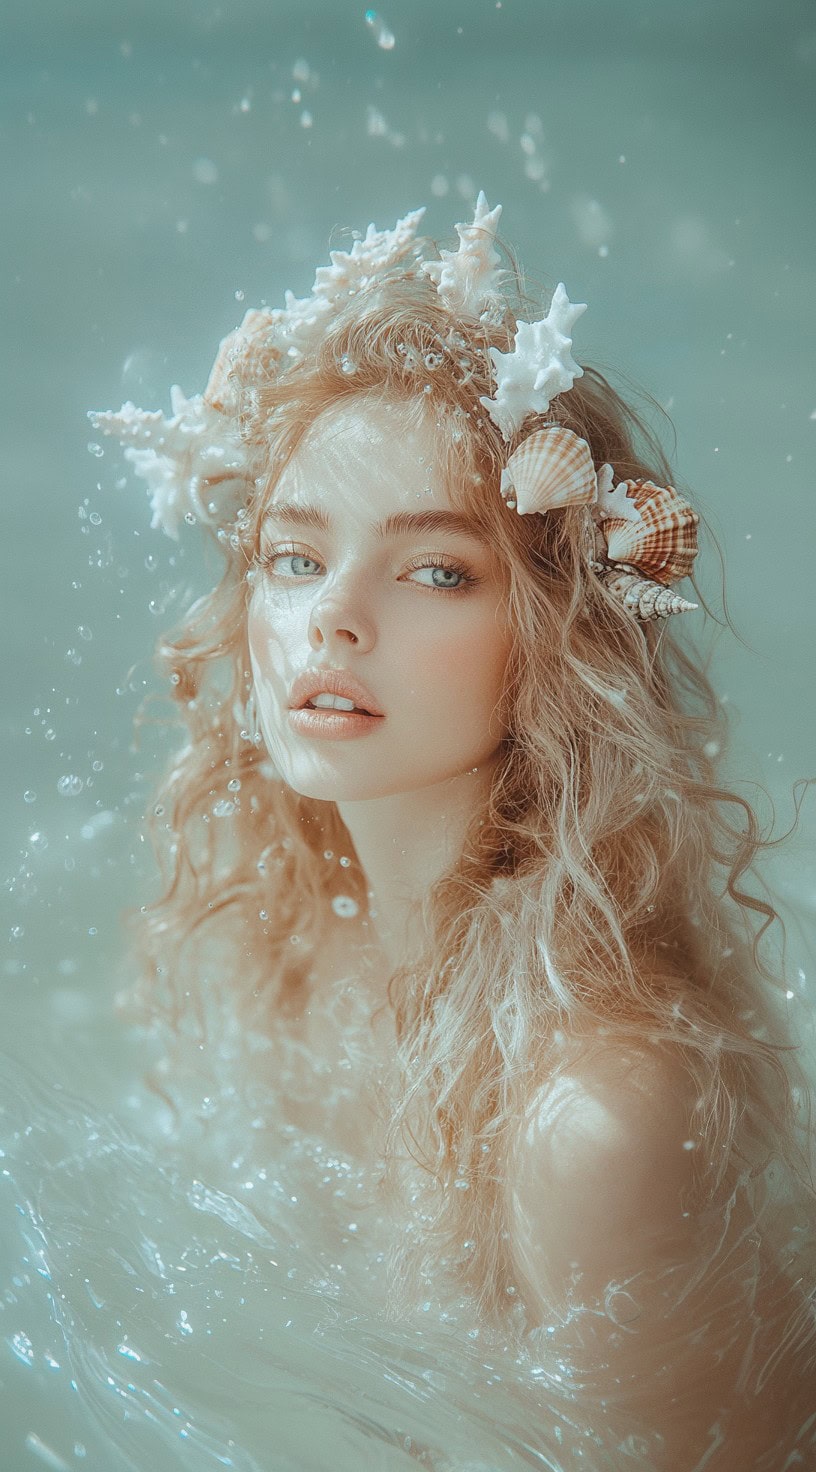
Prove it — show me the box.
[10,1331,34,1364]
[340,354,357,375]
[339,855,351,868]
[154,804,165,816]
[212,799,235,817]
[57,775,84,797]
[323,849,334,860]
[259,908,269,921]
[184,511,197,525]
[331,895,359,919]
[227,777,241,792]
[364,9,395,49]
[176,1310,193,1336]
[234,288,245,301]
[192,157,218,185]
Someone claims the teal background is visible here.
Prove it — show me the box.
[3,0,815,1070]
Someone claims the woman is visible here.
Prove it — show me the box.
[92,196,815,1469]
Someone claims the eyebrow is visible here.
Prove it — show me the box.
[261,501,490,545]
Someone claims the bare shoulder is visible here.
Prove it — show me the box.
[505,1036,702,1315]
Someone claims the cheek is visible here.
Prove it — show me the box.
[397,608,511,710]
[247,594,288,682]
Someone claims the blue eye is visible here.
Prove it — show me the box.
[256,544,478,594]
[261,551,321,577]
[409,565,465,589]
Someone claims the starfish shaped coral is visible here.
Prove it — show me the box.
[480,283,587,439]
[420,191,504,320]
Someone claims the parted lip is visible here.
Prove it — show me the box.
[289,668,384,716]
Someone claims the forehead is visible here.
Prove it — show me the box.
[271,397,450,512]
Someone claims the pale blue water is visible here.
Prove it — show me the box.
[2,2,815,1469]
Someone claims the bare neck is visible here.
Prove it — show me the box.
[336,759,497,973]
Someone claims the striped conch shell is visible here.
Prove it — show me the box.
[595,476,699,585]
[596,566,698,621]
[499,426,597,515]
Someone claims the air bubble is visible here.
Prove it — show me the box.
[24,790,37,804]
[57,775,84,797]
[78,625,93,641]
[323,849,334,860]
[339,855,351,868]
[87,442,104,458]
[227,777,241,792]
[29,832,48,851]
[89,511,102,525]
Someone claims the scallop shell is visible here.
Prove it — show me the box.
[600,567,699,621]
[599,479,699,585]
[500,426,597,516]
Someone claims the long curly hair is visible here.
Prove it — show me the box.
[124,245,814,1321]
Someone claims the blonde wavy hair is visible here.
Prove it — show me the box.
[126,250,814,1321]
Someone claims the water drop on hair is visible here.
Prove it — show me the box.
[332,895,359,919]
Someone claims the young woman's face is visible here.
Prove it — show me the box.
[247,396,513,802]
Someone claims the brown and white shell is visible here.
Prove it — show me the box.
[500,426,598,515]
[599,479,699,585]
[599,566,698,620]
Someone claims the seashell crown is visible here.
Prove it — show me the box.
[88,192,699,622]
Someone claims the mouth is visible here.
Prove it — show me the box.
[302,699,377,716]
[288,702,384,741]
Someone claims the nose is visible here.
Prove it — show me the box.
[307,593,375,653]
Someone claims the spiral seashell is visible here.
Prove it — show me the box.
[500,426,598,516]
[600,566,698,621]
[599,479,699,585]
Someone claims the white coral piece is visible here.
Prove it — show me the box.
[266,206,427,362]
[420,190,505,320]
[593,466,644,524]
[88,386,250,540]
[479,283,586,439]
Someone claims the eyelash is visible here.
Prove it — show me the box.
[255,542,481,595]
